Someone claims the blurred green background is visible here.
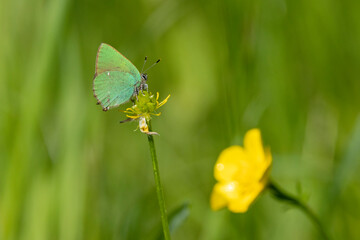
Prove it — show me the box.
[1,0,360,239]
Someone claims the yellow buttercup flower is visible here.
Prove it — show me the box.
[210,129,272,213]
[122,91,170,135]
[123,91,170,121]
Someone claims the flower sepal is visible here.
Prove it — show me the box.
[139,117,159,135]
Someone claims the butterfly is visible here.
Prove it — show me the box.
[93,43,158,111]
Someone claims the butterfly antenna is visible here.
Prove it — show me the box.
[144,59,161,73]
[141,56,148,73]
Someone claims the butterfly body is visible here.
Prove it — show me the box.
[93,43,147,111]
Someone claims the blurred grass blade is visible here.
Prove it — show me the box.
[157,202,190,240]
[1,0,70,238]
[331,114,360,199]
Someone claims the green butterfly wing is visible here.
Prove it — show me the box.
[93,43,141,110]
[94,43,141,78]
[93,71,139,110]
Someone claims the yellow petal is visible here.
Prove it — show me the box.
[214,146,245,182]
[123,107,135,112]
[126,115,140,119]
[227,182,265,213]
[210,181,241,210]
[151,112,161,116]
[215,146,256,184]
[211,181,266,213]
[156,92,159,101]
[157,94,170,108]
[210,183,228,211]
[244,128,264,159]
[244,129,262,150]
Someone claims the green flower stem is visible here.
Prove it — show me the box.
[267,180,329,240]
[147,121,171,240]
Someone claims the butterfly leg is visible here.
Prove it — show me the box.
[130,95,136,104]
[133,85,141,102]
[134,86,139,95]
[120,118,135,124]
[131,90,139,103]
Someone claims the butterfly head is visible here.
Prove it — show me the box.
[141,73,148,82]
[139,58,160,92]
